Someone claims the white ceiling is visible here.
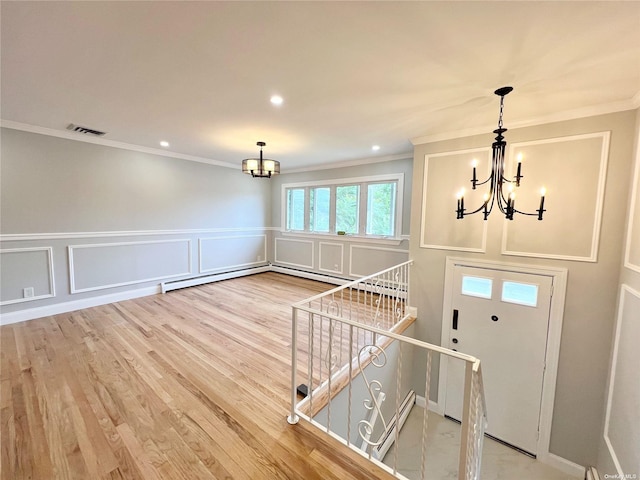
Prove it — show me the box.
[2,1,639,171]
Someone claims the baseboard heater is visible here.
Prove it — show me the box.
[161,265,270,293]
[271,265,408,299]
[270,265,351,286]
[370,390,416,461]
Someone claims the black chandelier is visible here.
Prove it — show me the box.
[456,86,546,221]
[242,141,280,178]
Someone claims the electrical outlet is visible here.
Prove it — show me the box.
[334,264,339,271]
[257,255,262,262]
[23,287,35,298]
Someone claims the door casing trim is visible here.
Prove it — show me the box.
[438,256,568,465]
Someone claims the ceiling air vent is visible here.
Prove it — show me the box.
[66,123,107,136]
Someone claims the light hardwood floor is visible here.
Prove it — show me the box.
[1,272,396,480]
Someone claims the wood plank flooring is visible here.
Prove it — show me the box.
[1,272,396,480]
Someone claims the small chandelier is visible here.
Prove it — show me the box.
[456,86,546,221]
[242,141,280,178]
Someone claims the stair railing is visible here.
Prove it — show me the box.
[287,261,487,480]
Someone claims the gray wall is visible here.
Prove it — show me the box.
[409,110,637,467]
[269,158,413,279]
[1,127,271,320]
[270,159,413,235]
[596,108,640,477]
[315,324,416,448]
[3,110,637,473]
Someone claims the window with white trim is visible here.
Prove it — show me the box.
[282,174,403,239]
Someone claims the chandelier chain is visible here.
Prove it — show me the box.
[455,86,546,221]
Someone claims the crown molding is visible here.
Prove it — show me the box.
[411,98,638,146]
[282,152,413,174]
[0,120,239,170]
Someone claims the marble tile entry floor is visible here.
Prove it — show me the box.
[382,406,581,480]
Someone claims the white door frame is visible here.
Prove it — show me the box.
[437,256,568,464]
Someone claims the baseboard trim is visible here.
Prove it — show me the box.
[585,466,599,480]
[538,452,585,478]
[2,265,274,325]
[415,395,444,415]
[0,285,161,326]
[415,396,584,477]
[2,263,402,326]
[270,265,350,286]
[161,265,270,292]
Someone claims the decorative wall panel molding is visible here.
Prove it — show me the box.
[0,226,268,242]
[603,285,640,476]
[274,238,314,269]
[199,235,267,273]
[0,247,55,305]
[349,245,409,277]
[279,231,405,247]
[624,126,640,273]
[503,132,610,261]
[420,148,490,252]
[319,242,344,275]
[68,239,191,293]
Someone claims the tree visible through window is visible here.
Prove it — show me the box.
[283,175,402,238]
[310,187,330,232]
[286,188,305,231]
[336,185,359,234]
[366,182,396,236]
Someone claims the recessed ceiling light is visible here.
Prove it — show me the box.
[372,145,381,151]
[270,95,284,106]
[160,141,170,147]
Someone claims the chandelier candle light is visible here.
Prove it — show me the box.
[242,141,280,178]
[456,86,546,221]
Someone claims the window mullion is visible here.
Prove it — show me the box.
[359,182,367,236]
[392,181,399,236]
[304,187,311,232]
[329,186,337,233]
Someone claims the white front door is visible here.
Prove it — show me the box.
[443,264,553,456]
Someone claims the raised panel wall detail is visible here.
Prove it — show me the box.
[349,245,409,277]
[319,242,344,275]
[274,238,314,269]
[199,235,266,273]
[603,285,640,476]
[624,125,640,272]
[503,132,610,261]
[421,148,490,252]
[69,239,191,293]
[0,247,55,305]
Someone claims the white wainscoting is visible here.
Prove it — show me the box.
[624,123,640,273]
[318,242,344,275]
[0,247,55,305]
[0,285,161,326]
[1,227,270,324]
[349,245,409,277]
[274,238,314,269]
[199,234,267,274]
[68,239,192,293]
[603,284,640,477]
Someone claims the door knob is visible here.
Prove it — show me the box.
[452,338,458,344]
